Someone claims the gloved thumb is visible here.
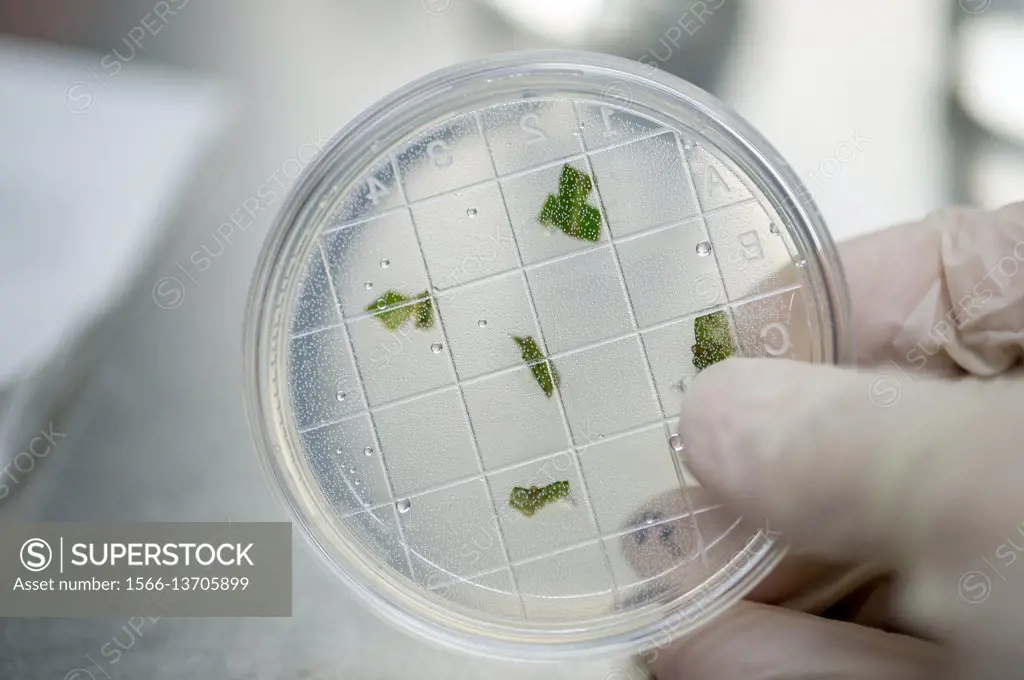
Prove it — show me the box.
[678,358,1024,570]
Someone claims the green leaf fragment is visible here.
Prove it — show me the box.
[366,289,434,331]
[692,310,735,371]
[413,291,434,329]
[559,162,592,198]
[509,480,571,517]
[537,164,602,242]
[366,290,413,330]
[512,335,559,398]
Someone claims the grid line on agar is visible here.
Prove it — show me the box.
[576,130,714,567]
[390,144,526,611]
[669,132,723,567]
[322,126,672,236]
[423,502,737,595]
[573,133,666,437]
[398,142,529,616]
[561,107,667,604]
[339,413,684,518]
[324,196,759,328]
[291,320,345,341]
[477,107,622,607]
[607,514,746,597]
[315,241,416,579]
[296,281,801,434]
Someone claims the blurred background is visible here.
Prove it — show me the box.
[1,1,1022,678]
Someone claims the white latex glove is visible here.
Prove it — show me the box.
[654,202,1024,679]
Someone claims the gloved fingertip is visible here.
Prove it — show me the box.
[677,358,806,501]
[648,601,945,680]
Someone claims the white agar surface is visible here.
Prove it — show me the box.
[284,98,818,630]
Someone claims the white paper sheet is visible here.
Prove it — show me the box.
[0,36,231,384]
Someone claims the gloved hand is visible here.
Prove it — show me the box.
[653,202,1024,679]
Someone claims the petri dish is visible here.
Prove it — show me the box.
[244,50,851,660]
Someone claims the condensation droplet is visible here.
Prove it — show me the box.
[598,434,605,440]
[363,446,374,456]
[349,467,356,474]
[466,207,478,217]
[683,140,697,151]
[335,447,343,455]
[364,281,373,290]
[795,258,807,268]
[396,498,412,513]
[354,480,361,487]
[769,222,780,235]
[696,240,712,257]
[380,258,390,269]
[477,319,488,328]
[430,342,443,354]
[335,390,347,402]
[668,434,684,453]
[644,513,657,525]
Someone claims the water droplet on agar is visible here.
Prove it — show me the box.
[349,467,356,474]
[477,319,488,328]
[335,390,347,402]
[598,434,605,440]
[668,434,684,453]
[396,498,412,513]
[430,342,443,354]
[380,258,390,269]
[364,281,373,290]
[466,207,478,217]
[796,258,807,268]
[354,480,361,487]
[769,222,780,235]
[363,446,374,456]
[696,240,712,257]
[683,140,697,150]
[644,513,656,525]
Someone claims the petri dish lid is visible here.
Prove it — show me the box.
[244,50,850,660]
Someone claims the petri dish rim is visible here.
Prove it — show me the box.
[244,50,853,660]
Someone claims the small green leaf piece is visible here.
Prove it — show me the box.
[576,203,602,242]
[692,310,735,371]
[513,335,559,398]
[509,480,571,517]
[539,194,562,226]
[366,290,413,331]
[413,291,434,329]
[537,164,602,242]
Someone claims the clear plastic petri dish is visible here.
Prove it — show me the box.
[244,50,851,660]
